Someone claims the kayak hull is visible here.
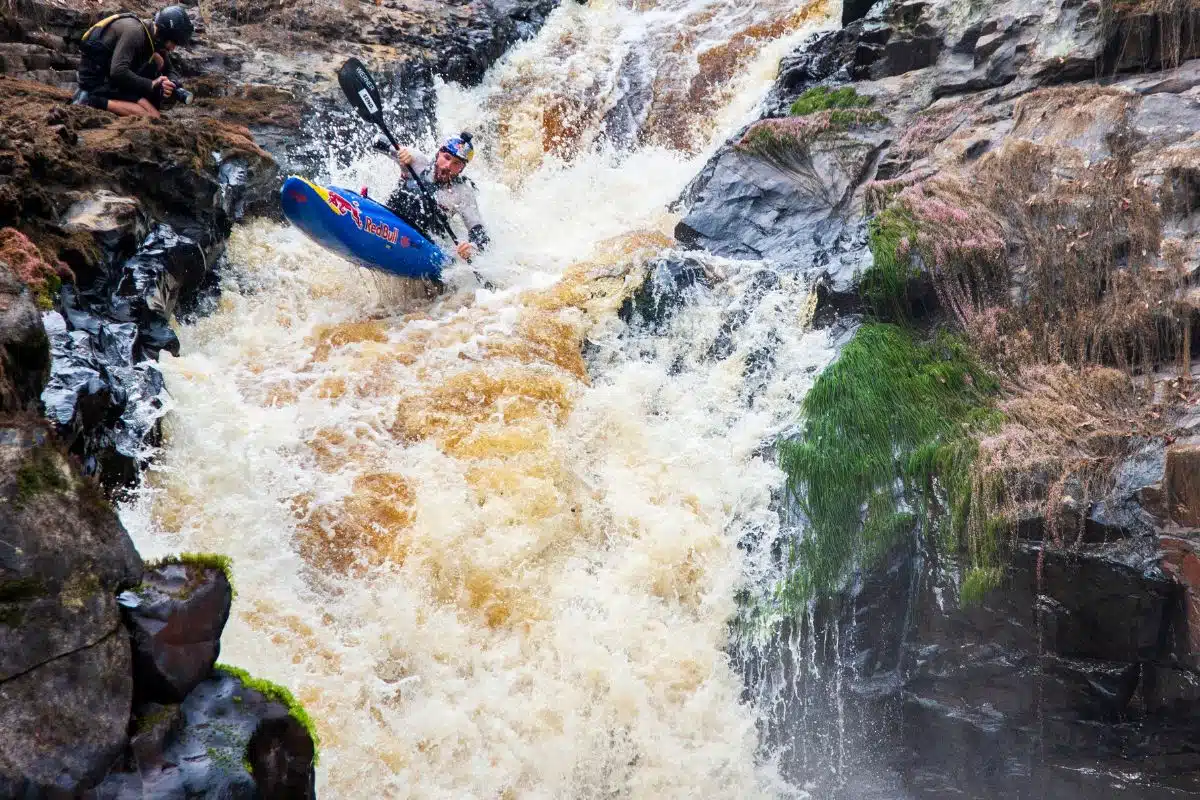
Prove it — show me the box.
[279,175,447,280]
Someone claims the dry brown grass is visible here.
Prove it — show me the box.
[866,83,1198,577]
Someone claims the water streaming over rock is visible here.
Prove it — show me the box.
[120,0,844,794]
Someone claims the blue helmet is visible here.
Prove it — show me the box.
[440,132,475,164]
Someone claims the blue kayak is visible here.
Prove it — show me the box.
[279,175,448,280]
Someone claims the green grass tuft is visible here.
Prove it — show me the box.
[862,205,923,321]
[790,85,873,116]
[214,663,320,765]
[960,565,1004,607]
[147,553,237,599]
[777,324,998,608]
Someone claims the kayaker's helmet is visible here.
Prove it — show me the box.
[154,5,194,45]
[440,132,475,164]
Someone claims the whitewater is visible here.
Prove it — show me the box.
[121,0,839,794]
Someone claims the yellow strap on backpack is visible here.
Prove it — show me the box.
[81,12,156,57]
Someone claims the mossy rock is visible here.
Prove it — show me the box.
[214,664,320,765]
[145,553,236,598]
[14,445,69,508]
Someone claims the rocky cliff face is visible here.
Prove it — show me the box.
[683,0,1200,796]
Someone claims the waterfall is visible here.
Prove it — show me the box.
[119,0,842,794]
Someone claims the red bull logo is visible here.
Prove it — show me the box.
[326,191,362,229]
[363,217,400,245]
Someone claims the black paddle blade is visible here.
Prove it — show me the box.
[339,58,387,124]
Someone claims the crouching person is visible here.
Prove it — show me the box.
[71,5,194,118]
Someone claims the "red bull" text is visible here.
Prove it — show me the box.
[364,217,400,245]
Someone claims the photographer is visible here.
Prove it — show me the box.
[71,5,194,118]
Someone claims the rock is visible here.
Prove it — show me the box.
[119,561,233,704]
[0,629,132,797]
[90,669,316,800]
[60,192,148,268]
[1160,533,1200,669]
[676,117,886,294]
[0,422,142,683]
[1165,439,1200,526]
[617,255,712,327]
[128,702,184,770]
[0,258,50,413]
[247,716,318,800]
[0,425,141,792]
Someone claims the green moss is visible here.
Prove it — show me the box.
[790,85,872,116]
[214,663,320,765]
[147,553,236,599]
[862,205,923,321]
[134,704,179,734]
[15,446,69,507]
[777,324,999,608]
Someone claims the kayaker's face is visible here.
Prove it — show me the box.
[433,151,467,183]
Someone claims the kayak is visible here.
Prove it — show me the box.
[279,176,448,280]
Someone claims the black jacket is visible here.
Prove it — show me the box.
[78,15,157,96]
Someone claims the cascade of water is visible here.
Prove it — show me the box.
[119,0,844,795]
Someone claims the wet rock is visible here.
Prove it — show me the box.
[676,121,886,293]
[60,191,149,272]
[247,716,318,800]
[91,669,316,800]
[119,562,233,704]
[618,255,711,327]
[1160,533,1200,669]
[1165,439,1200,526]
[0,257,50,413]
[0,629,133,797]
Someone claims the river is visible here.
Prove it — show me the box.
[120,0,839,794]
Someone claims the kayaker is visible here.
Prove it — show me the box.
[382,133,489,262]
[70,5,194,117]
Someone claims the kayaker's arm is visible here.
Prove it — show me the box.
[455,186,488,252]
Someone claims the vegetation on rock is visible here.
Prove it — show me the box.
[786,83,1193,610]
[146,553,237,598]
[778,324,999,606]
[0,228,70,310]
[213,663,320,764]
[789,85,873,116]
[15,445,68,507]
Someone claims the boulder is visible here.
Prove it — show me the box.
[90,669,317,800]
[676,118,885,301]
[247,716,318,800]
[119,561,233,704]
[1165,439,1200,527]
[0,422,142,682]
[0,415,141,791]
[0,257,50,413]
[0,629,133,797]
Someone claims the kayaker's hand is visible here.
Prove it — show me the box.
[394,147,414,167]
[456,241,476,260]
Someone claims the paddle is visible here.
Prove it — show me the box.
[336,57,461,250]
